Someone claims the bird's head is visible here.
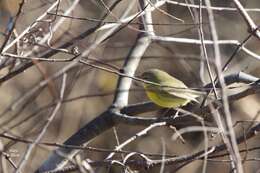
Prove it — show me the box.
[141,69,167,83]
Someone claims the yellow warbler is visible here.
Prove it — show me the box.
[141,69,203,108]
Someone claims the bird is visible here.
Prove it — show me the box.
[141,69,204,108]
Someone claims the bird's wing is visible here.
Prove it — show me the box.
[161,81,203,103]
[169,89,200,103]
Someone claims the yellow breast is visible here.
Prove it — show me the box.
[144,85,189,108]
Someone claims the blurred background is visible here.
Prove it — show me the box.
[0,0,260,172]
